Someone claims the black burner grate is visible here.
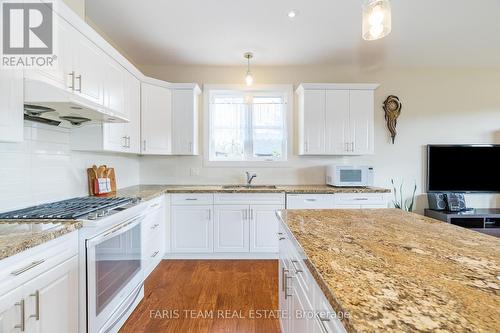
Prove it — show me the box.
[0,197,134,220]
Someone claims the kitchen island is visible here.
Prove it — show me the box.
[277,209,500,333]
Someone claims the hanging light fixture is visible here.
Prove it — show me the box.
[362,0,392,41]
[244,52,254,86]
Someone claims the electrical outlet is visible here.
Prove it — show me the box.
[190,168,200,176]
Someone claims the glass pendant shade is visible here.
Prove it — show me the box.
[362,0,391,41]
[245,71,253,86]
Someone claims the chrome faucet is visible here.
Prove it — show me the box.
[245,171,257,186]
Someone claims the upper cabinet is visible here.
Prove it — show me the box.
[141,82,173,155]
[141,82,200,156]
[297,83,378,156]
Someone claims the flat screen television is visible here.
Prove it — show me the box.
[427,145,500,193]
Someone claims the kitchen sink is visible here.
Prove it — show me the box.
[222,185,278,189]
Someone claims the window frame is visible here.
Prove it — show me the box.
[203,84,293,167]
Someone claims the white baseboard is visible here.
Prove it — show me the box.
[162,252,278,260]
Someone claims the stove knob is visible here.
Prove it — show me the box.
[88,212,98,220]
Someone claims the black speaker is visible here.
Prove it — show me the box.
[427,193,447,210]
[445,193,467,212]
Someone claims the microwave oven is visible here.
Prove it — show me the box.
[326,165,374,187]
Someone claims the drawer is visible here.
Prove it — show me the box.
[171,193,214,205]
[286,194,335,209]
[334,193,387,206]
[145,196,163,210]
[142,205,164,241]
[214,193,284,205]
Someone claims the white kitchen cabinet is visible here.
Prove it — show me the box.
[73,34,105,105]
[325,90,350,154]
[297,84,378,156]
[171,205,213,253]
[214,205,249,252]
[142,197,166,277]
[141,83,172,155]
[172,88,200,155]
[299,89,325,155]
[0,285,24,333]
[103,57,126,118]
[0,69,23,142]
[24,257,78,333]
[249,205,281,253]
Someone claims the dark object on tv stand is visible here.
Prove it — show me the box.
[425,208,500,238]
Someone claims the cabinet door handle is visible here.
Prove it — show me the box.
[243,209,247,220]
[76,74,82,92]
[29,290,40,320]
[15,299,25,331]
[279,237,286,241]
[122,136,128,148]
[68,71,75,91]
[281,267,287,292]
[151,224,160,230]
[207,209,211,220]
[291,259,303,273]
[188,142,193,153]
[150,203,161,209]
[249,209,253,220]
[316,313,331,333]
[143,140,146,151]
[304,141,308,153]
[185,198,198,201]
[151,251,159,258]
[11,260,45,276]
[353,198,369,201]
[284,272,293,299]
[126,136,131,148]
[351,142,355,152]
[305,198,317,202]
[344,142,349,152]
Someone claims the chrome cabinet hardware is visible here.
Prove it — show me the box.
[122,136,128,148]
[284,272,293,299]
[143,140,146,151]
[151,251,159,258]
[305,198,317,202]
[351,142,355,152]
[151,224,160,230]
[291,259,303,273]
[279,237,286,241]
[344,142,349,152]
[29,290,40,320]
[76,74,82,92]
[249,209,253,220]
[127,136,131,148]
[352,198,369,201]
[316,313,331,333]
[149,203,161,208]
[185,198,198,201]
[281,267,287,292]
[11,260,46,276]
[209,209,212,220]
[68,71,75,91]
[243,209,247,220]
[15,299,25,331]
[304,141,309,153]
[188,142,193,153]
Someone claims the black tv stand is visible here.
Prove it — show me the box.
[425,209,500,237]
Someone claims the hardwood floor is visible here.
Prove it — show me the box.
[120,260,280,333]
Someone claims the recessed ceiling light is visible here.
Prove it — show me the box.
[287,10,297,19]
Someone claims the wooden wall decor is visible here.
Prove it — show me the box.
[383,95,402,144]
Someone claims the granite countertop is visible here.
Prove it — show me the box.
[277,209,500,333]
[0,221,82,261]
[110,184,390,201]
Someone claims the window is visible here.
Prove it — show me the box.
[206,86,289,163]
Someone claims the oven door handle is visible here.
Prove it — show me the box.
[86,215,144,248]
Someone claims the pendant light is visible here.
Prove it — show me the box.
[244,52,254,86]
[362,0,392,41]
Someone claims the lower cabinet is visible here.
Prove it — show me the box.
[142,197,166,277]
[170,193,284,256]
[279,222,347,333]
[0,234,78,333]
[171,205,214,253]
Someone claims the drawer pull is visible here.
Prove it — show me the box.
[352,198,369,201]
[316,313,331,333]
[185,198,198,201]
[278,237,286,241]
[15,299,25,331]
[150,224,160,230]
[149,203,160,209]
[305,199,317,202]
[151,251,159,258]
[291,259,303,273]
[11,260,45,276]
[29,290,40,320]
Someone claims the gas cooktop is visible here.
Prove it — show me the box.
[0,197,136,220]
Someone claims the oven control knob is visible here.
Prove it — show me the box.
[88,212,98,220]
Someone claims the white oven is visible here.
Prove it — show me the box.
[326,165,374,187]
[86,213,145,333]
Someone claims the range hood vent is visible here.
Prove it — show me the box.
[23,78,129,128]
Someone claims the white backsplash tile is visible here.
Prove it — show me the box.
[0,122,140,213]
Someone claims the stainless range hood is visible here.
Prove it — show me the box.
[23,78,129,128]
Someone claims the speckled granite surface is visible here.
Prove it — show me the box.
[277,209,500,333]
[0,221,82,260]
[110,184,390,199]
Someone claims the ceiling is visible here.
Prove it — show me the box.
[85,0,500,67]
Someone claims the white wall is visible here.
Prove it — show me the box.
[138,65,500,213]
[0,121,140,212]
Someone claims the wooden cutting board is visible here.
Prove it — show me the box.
[87,165,117,196]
